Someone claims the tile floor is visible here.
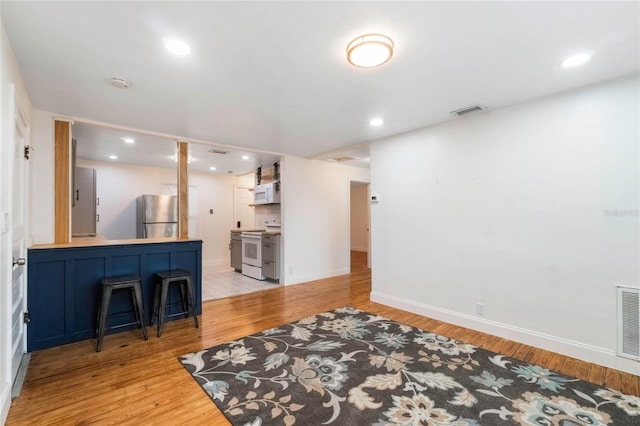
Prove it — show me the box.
[201,251,369,301]
[201,259,280,301]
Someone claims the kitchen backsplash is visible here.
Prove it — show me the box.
[255,204,281,228]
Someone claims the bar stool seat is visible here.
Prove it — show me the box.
[96,275,148,352]
[150,269,199,337]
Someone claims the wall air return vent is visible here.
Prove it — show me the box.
[617,285,640,360]
[450,104,487,117]
[208,149,230,155]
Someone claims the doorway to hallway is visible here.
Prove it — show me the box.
[349,180,370,270]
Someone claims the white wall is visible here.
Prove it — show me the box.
[76,159,236,263]
[281,155,369,285]
[350,184,369,252]
[29,110,55,244]
[76,160,176,239]
[370,75,640,374]
[237,171,255,188]
[0,19,33,424]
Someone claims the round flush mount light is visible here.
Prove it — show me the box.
[121,137,135,144]
[108,154,118,160]
[561,52,594,68]
[242,155,250,160]
[209,166,217,171]
[369,117,384,126]
[347,34,394,68]
[163,37,191,56]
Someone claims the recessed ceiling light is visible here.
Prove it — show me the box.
[242,155,250,160]
[347,34,394,68]
[163,37,191,56]
[122,137,135,144]
[108,155,118,160]
[369,118,384,126]
[561,52,594,68]
[209,166,217,171]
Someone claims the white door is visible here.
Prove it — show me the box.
[10,102,28,387]
[234,186,254,229]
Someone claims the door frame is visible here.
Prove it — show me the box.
[10,94,30,394]
[1,86,31,421]
[348,179,371,270]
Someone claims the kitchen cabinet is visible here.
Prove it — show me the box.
[72,167,97,236]
[262,234,280,281]
[230,231,242,271]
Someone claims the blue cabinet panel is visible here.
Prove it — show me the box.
[31,260,66,342]
[111,254,142,277]
[72,257,106,338]
[28,240,202,351]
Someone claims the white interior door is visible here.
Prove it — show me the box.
[234,186,254,230]
[10,101,28,387]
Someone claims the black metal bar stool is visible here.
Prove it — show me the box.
[96,275,148,352]
[150,269,199,337]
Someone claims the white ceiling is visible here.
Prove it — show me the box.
[3,1,638,168]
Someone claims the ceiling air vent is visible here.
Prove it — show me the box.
[450,104,487,117]
[208,148,230,155]
[331,156,358,163]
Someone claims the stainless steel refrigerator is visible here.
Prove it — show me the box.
[136,194,178,238]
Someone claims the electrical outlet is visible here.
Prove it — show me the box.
[476,303,485,316]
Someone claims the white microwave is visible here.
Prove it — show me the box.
[254,182,281,204]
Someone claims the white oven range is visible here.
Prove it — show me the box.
[241,231,265,280]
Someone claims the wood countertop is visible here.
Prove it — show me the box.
[30,237,203,250]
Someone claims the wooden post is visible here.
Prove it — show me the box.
[177,141,189,238]
[54,120,71,243]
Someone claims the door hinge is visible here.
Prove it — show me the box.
[23,311,31,324]
[24,145,32,160]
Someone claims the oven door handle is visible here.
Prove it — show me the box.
[242,235,262,240]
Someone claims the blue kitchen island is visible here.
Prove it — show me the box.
[27,238,202,351]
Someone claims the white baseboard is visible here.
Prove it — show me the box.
[371,291,640,376]
[284,267,350,286]
[202,258,229,268]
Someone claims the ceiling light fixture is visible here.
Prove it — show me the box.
[242,155,250,160]
[347,34,394,68]
[163,37,191,56]
[108,155,118,160]
[561,52,594,68]
[122,137,135,144]
[209,166,217,171]
[369,117,384,126]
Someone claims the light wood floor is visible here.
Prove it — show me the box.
[7,251,639,424]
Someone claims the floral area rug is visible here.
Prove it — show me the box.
[179,307,639,425]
